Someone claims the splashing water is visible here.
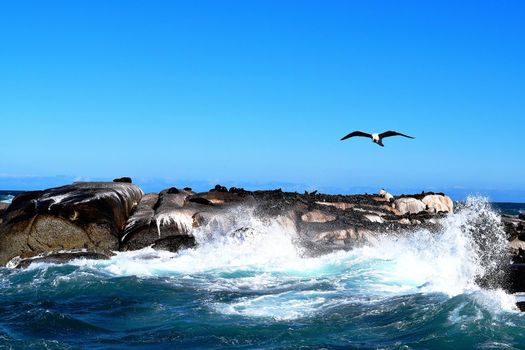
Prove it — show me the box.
[66,197,514,316]
[0,197,522,349]
[0,194,14,204]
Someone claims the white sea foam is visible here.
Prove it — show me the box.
[0,194,14,204]
[69,197,516,319]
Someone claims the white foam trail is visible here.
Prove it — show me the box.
[68,197,516,318]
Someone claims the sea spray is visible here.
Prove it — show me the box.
[454,196,510,289]
[0,194,14,204]
[0,197,522,348]
[70,197,512,305]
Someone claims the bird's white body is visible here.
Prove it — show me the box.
[371,133,380,143]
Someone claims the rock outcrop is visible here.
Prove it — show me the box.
[0,182,456,266]
[0,182,143,265]
[394,197,426,215]
[122,187,454,255]
[422,194,454,213]
[0,202,8,221]
[500,214,525,294]
[8,250,113,269]
[113,177,133,183]
[121,188,201,251]
[5,181,525,309]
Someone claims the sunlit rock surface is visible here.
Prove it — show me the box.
[0,182,143,265]
[0,182,457,266]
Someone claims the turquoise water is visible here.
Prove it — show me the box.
[0,198,524,349]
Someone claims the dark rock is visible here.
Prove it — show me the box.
[520,213,525,221]
[187,197,214,206]
[121,188,204,251]
[120,193,159,250]
[503,215,525,241]
[12,251,112,269]
[0,182,143,265]
[113,177,132,183]
[211,184,228,192]
[517,302,525,312]
[166,187,180,194]
[1,182,457,267]
[229,187,246,194]
[192,191,242,205]
[397,191,446,200]
[152,236,196,252]
[183,187,192,191]
[507,263,525,293]
[0,202,8,218]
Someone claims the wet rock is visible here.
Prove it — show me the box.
[507,263,525,294]
[9,250,112,269]
[0,182,143,265]
[113,177,132,183]
[187,197,214,206]
[194,191,242,205]
[315,228,356,241]
[1,181,455,267]
[152,236,197,252]
[121,188,207,251]
[211,184,228,192]
[166,187,180,194]
[502,215,525,241]
[0,202,8,221]
[120,193,159,250]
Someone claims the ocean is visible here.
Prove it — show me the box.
[0,191,20,205]
[0,194,525,349]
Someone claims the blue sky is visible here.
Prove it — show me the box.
[0,1,524,201]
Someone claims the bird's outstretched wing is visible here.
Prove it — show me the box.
[379,131,414,139]
[340,131,372,141]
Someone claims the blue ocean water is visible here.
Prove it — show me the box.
[0,192,16,204]
[0,198,524,349]
[492,202,525,216]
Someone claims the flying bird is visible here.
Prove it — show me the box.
[340,130,414,147]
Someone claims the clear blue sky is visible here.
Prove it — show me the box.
[1,1,524,201]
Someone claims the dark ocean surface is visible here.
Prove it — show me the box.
[0,193,524,349]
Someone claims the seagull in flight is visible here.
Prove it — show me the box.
[340,130,414,147]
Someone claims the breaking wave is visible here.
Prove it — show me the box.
[0,194,14,204]
[0,197,522,348]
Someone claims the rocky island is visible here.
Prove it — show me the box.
[1,178,523,296]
